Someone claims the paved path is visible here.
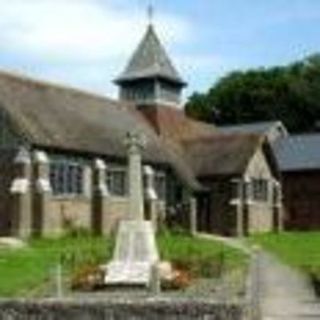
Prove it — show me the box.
[257,252,320,320]
[196,233,251,255]
[196,233,320,319]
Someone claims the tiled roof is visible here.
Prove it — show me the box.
[219,121,287,142]
[0,70,173,165]
[273,134,320,171]
[140,105,265,177]
[139,104,216,141]
[181,133,264,177]
[0,69,274,187]
[115,25,185,85]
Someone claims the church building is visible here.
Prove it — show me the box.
[0,22,283,238]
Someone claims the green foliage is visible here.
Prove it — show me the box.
[185,53,320,133]
[0,232,247,297]
[251,232,320,276]
[158,230,247,278]
[0,236,112,297]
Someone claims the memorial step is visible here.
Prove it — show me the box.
[105,261,152,286]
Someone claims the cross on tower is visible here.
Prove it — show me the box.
[147,3,154,25]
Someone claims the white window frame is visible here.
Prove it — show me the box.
[252,178,269,202]
[50,159,84,196]
[106,167,128,197]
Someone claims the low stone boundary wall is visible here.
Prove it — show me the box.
[0,298,246,320]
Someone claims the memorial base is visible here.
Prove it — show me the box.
[105,220,159,287]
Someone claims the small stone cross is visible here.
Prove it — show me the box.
[147,3,154,25]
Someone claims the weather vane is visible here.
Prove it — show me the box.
[147,3,154,25]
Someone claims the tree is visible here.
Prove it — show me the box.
[185,54,320,133]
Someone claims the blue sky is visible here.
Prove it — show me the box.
[1,0,320,100]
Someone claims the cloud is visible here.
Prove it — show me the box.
[0,0,192,62]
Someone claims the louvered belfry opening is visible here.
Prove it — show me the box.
[115,24,186,106]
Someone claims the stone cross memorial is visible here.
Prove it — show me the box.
[104,131,159,287]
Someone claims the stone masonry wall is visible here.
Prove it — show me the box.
[245,148,274,234]
[42,197,129,236]
[48,198,92,234]
[0,299,246,320]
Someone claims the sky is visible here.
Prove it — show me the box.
[1,0,320,100]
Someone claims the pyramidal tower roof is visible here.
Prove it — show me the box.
[115,24,186,86]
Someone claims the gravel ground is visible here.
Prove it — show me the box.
[65,273,246,303]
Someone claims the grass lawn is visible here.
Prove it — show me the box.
[0,235,113,297]
[158,231,247,278]
[251,232,320,276]
[0,231,247,297]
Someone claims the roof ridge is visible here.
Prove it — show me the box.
[219,120,283,128]
[181,132,263,143]
[289,132,320,138]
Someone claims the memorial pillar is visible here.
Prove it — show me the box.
[104,131,159,287]
[126,132,145,220]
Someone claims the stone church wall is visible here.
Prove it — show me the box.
[45,197,129,236]
[197,147,279,236]
[2,148,166,237]
[244,148,275,234]
[48,198,92,234]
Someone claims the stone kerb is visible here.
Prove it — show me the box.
[0,299,245,320]
[10,147,32,238]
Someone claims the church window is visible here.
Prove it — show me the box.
[106,167,127,196]
[155,172,166,200]
[252,178,268,201]
[50,160,84,196]
[230,179,241,201]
